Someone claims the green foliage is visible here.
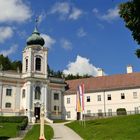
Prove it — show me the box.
[17,117,28,130]
[53,119,69,123]
[0,123,19,139]
[119,0,140,57]
[23,124,54,140]
[65,74,91,80]
[66,115,140,140]
[0,116,27,123]
[48,65,91,80]
[0,55,11,70]
[0,54,22,71]
[117,108,127,115]
[0,116,28,131]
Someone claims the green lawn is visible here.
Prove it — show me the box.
[23,124,54,140]
[53,119,69,123]
[66,114,140,140]
[0,123,19,139]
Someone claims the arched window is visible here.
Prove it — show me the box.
[26,59,28,71]
[35,86,41,100]
[35,57,41,71]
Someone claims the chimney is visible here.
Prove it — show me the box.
[98,68,104,76]
[127,65,133,73]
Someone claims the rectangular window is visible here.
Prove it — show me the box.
[6,89,12,96]
[134,107,139,114]
[22,89,26,98]
[67,111,71,118]
[87,110,91,115]
[67,98,70,104]
[97,95,101,101]
[54,105,59,111]
[108,109,112,116]
[54,93,59,100]
[121,93,125,99]
[87,96,90,102]
[107,94,111,100]
[133,92,138,99]
[98,109,103,117]
[5,103,11,108]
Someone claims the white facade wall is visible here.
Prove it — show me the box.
[51,89,62,119]
[2,85,18,113]
[64,94,77,120]
[64,88,140,120]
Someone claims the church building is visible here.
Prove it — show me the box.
[0,27,140,122]
[0,27,66,122]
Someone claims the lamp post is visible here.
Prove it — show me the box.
[39,103,46,140]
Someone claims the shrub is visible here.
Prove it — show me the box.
[117,108,127,115]
[17,117,28,130]
[0,116,27,123]
[0,116,28,130]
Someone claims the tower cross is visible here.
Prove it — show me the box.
[35,16,39,29]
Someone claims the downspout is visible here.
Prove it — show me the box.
[103,90,106,116]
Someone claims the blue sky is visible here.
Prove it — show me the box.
[0,0,139,76]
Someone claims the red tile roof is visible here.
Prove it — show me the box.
[65,72,140,94]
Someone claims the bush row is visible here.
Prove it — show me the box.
[117,108,127,115]
[17,117,28,130]
[0,116,28,130]
[0,116,27,123]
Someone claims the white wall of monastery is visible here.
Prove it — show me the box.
[64,88,140,120]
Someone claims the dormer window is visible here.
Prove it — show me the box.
[35,57,41,71]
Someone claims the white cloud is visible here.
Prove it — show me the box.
[0,44,18,56]
[77,28,87,37]
[38,12,46,24]
[49,2,82,20]
[0,0,32,23]
[92,8,99,14]
[49,2,70,19]
[60,39,72,50]
[93,6,119,22]
[63,55,99,76]
[41,34,56,49]
[102,7,119,21]
[69,7,83,20]
[0,27,13,43]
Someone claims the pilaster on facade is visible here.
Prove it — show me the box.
[26,81,32,121]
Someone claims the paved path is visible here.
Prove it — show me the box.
[50,122,83,140]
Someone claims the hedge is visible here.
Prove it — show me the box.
[0,116,28,130]
[17,117,28,130]
[0,116,27,123]
[117,108,127,115]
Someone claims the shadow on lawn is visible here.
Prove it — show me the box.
[0,136,10,140]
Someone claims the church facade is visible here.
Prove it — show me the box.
[0,28,140,122]
[0,27,66,122]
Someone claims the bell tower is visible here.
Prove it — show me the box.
[22,26,48,79]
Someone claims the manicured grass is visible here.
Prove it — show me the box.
[53,119,69,123]
[66,114,140,140]
[23,124,54,140]
[0,123,19,139]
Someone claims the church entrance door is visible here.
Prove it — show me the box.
[34,107,40,120]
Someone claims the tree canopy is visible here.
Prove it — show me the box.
[119,0,140,57]
[0,54,90,80]
[0,54,22,71]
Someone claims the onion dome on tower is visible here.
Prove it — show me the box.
[26,26,45,46]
